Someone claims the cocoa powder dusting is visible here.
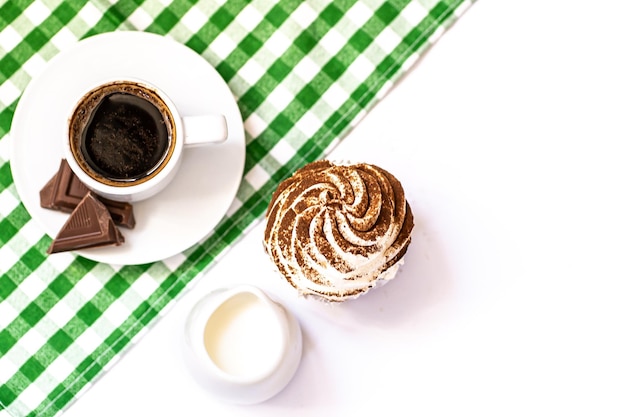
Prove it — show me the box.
[263,160,413,301]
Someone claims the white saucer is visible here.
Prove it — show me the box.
[9,31,246,265]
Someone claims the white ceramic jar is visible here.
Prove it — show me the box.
[183,285,302,404]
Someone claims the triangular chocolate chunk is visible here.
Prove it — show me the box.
[39,172,58,209]
[48,191,125,254]
[40,159,91,212]
[40,159,136,228]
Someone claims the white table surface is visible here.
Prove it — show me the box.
[58,0,626,416]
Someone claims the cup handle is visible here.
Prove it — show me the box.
[182,114,228,146]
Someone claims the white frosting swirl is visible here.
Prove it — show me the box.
[263,161,413,301]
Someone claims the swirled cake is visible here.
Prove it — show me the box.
[263,160,414,302]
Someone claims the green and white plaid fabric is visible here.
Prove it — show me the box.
[0,0,472,416]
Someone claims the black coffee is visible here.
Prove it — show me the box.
[81,93,168,180]
[69,81,175,186]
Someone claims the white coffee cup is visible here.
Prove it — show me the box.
[64,78,228,202]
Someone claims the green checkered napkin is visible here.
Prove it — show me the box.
[0,0,472,415]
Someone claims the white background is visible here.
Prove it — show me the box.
[57,0,626,416]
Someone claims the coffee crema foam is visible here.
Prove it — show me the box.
[263,160,414,302]
[68,81,175,187]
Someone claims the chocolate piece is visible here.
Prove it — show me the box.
[48,191,125,254]
[40,159,135,228]
[39,174,58,209]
